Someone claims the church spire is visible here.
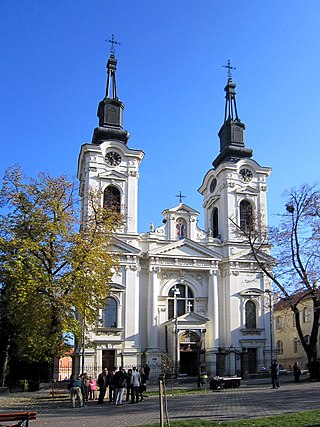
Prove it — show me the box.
[105,34,121,99]
[212,61,253,168]
[105,53,118,100]
[92,36,130,145]
[222,60,239,121]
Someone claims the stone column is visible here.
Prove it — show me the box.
[123,266,140,353]
[206,269,219,375]
[146,267,160,351]
[207,269,219,349]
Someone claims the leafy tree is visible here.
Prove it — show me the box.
[230,184,320,378]
[0,165,120,383]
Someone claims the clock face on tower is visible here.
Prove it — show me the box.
[106,151,122,166]
[239,168,253,182]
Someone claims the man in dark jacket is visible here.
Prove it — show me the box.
[113,367,127,405]
[97,368,109,404]
[270,359,280,389]
[68,376,85,408]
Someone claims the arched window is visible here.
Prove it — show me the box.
[303,307,311,323]
[212,208,219,238]
[168,284,194,320]
[293,338,299,353]
[103,186,121,213]
[176,218,187,240]
[245,300,256,329]
[276,316,283,330]
[293,313,296,327]
[240,200,253,232]
[102,297,117,328]
[276,340,283,354]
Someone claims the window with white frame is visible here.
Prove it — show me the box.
[103,186,121,213]
[245,300,257,329]
[303,307,311,323]
[240,200,253,232]
[212,207,219,238]
[275,315,283,330]
[168,284,194,320]
[276,340,283,354]
[102,297,117,328]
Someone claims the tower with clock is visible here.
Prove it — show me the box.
[198,72,271,245]
[77,52,273,379]
[78,52,144,238]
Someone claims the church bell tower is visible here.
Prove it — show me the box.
[77,44,144,239]
[199,62,271,244]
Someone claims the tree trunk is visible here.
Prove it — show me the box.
[72,336,81,379]
[0,342,10,387]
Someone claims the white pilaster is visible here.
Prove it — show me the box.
[207,270,219,348]
[124,267,140,351]
[146,267,160,351]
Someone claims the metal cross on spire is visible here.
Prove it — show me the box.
[175,191,186,203]
[222,59,236,80]
[106,34,121,54]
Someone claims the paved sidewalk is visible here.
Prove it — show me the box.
[1,378,320,426]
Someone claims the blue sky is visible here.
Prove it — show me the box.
[1,0,320,232]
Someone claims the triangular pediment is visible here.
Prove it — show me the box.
[235,249,274,264]
[148,238,221,259]
[235,185,259,195]
[98,170,127,181]
[110,237,141,255]
[110,282,126,291]
[240,288,263,297]
[162,203,200,216]
[178,311,209,323]
[165,311,209,327]
[204,195,220,209]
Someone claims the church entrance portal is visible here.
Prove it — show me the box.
[179,331,201,376]
[102,350,115,370]
[247,348,257,373]
[180,351,198,376]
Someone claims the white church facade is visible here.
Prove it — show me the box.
[77,52,273,378]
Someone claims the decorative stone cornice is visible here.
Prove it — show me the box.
[96,328,123,336]
[240,328,263,336]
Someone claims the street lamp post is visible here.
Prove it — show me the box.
[81,312,86,375]
[265,290,274,364]
[173,286,180,379]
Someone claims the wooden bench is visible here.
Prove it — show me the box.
[0,412,37,426]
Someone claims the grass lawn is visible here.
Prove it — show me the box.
[134,409,320,426]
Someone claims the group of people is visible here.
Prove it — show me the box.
[67,372,98,408]
[269,359,302,389]
[68,365,150,408]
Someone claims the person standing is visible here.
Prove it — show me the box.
[126,369,132,402]
[113,367,127,405]
[144,364,150,381]
[139,368,147,401]
[81,372,90,402]
[293,361,301,383]
[130,366,141,404]
[88,376,97,400]
[68,375,85,408]
[108,367,117,403]
[270,359,280,389]
[97,368,109,404]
